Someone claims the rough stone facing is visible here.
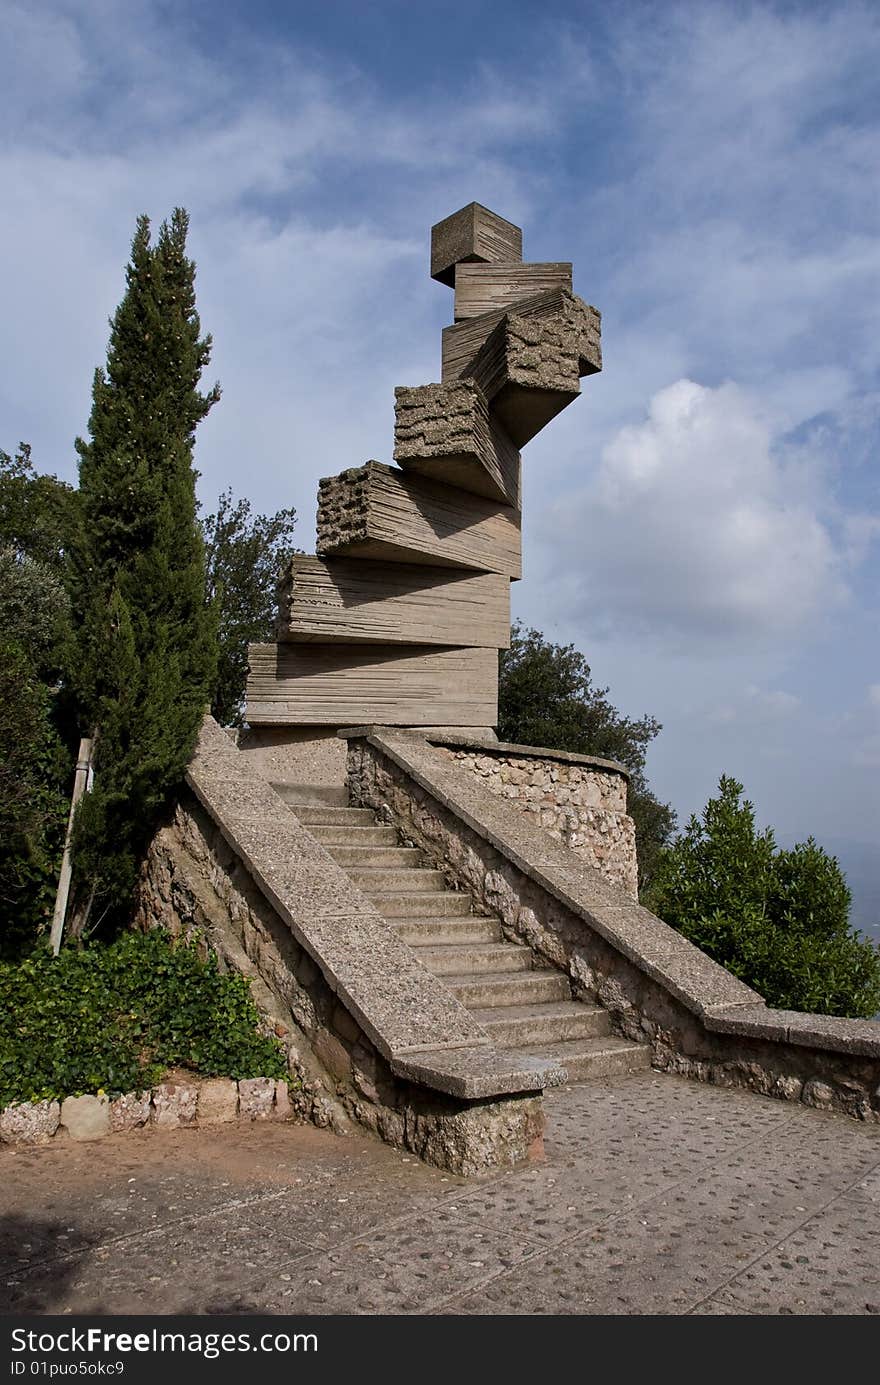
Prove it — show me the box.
[109,1091,152,1133]
[152,1081,199,1129]
[0,1099,60,1145]
[238,1076,275,1120]
[442,745,637,897]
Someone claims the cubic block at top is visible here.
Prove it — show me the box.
[431,203,523,287]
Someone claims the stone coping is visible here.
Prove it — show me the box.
[703,1005,880,1058]
[347,728,759,1019]
[348,729,880,1060]
[186,717,559,1100]
[0,1077,290,1146]
[390,1046,567,1100]
[337,726,629,780]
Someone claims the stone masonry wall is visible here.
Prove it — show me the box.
[436,744,638,898]
[348,736,880,1124]
[136,794,544,1176]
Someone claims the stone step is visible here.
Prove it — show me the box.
[295,807,377,827]
[348,867,447,893]
[272,783,349,807]
[471,1001,612,1046]
[392,917,502,945]
[511,1036,651,1082]
[310,825,399,846]
[367,890,474,918]
[448,969,571,1008]
[413,942,532,976]
[329,846,425,869]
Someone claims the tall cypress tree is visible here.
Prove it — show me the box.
[69,209,219,930]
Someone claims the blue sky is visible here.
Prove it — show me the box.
[2,0,878,930]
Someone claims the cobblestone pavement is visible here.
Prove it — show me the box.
[2,1071,878,1315]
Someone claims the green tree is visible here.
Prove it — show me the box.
[646,775,880,1018]
[0,638,69,956]
[202,489,298,726]
[0,448,79,955]
[497,623,676,888]
[0,443,79,574]
[68,208,219,933]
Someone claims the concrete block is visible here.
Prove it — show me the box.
[196,1077,239,1125]
[278,555,510,649]
[445,292,602,447]
[454,261,572,320]
[431,202,522,287]
[394,380,521,505]
[245,642,498,727]
[60,1094,111,1141]
[443,287,601,385]
[317,462,521,578]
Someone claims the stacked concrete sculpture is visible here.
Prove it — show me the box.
[245,202,601,731]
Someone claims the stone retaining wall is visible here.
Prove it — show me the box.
[346,730,880,1124]
[0,1077,291,1147]
[433,739,637,896]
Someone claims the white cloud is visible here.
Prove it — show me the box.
[539,379,846,646]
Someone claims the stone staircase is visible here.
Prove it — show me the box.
[276,786,650,1083]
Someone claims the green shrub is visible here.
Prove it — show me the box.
[647,776,880,1018]
[0,929,288,1107]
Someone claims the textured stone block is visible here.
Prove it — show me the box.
[317,462,521,578]
[197,1077,239,1125]
[431,202,522,287]
[60,1094,111,1141]
[454,261,572,320]
[394,380,520,505]
[152,1081,199,1128]
[443,291,602,447]
[278,555,510,649]
[0,1099,60,1145]
[245,642,498,727]
[443,287,601,384]
[109,1091,152,1133]
[238,1076,275,1120]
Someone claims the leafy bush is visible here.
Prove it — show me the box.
[0,929,288,1107]
[647,776,880,1018]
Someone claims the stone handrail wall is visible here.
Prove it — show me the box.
[429,736,637,896]
[343,728,880,1123]
[135,716,554,1175]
